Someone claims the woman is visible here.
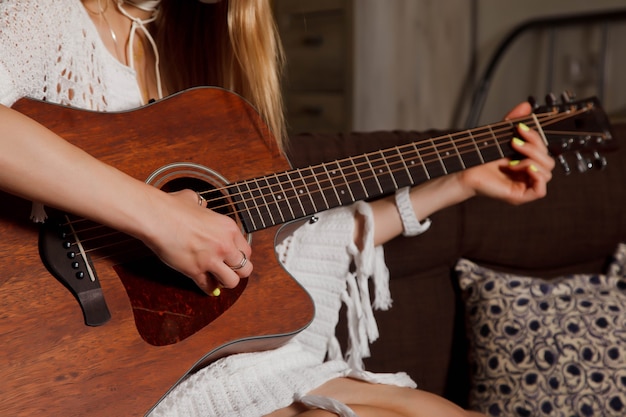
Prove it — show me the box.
[0,1,554,416]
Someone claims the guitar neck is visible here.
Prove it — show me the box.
[233,117,534,233]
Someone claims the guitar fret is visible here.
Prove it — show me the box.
[380,147,413,189]
[347,155,375,197]
[408,142,431,182]
[364,150,406,196]
[474,125,506,162]
[254,178,280,226]
[303,167,328,212]
[338,157,368,201]
[289,169,317,216]
[489,125,505,158]
[276,172,305,220]
[434,136,467,174]
[255,178,282,225]
[448,134,466,170]
[452,132,483,169]
[321,163,348,205]
[414,140,445,179]
[468,130,486,165]
[266,173,294,224]
[324,161,356,205]
[309,165,334,209]
[232,181,262,232]
[364,153,385,195]
[378,150,399,190]
[395,146,415,186]
[250,179,275,229]
[502,121,517,158]
[430,137,448,175]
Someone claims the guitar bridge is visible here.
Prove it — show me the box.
[39,215,111,326]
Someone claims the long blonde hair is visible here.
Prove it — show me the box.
[154,0,286,151]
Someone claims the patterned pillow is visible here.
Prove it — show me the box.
[456,243,626,417]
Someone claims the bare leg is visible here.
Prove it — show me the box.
[295,406,404,417]
[266,377,486,417]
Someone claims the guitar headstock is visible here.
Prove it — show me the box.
[531,93,617,174]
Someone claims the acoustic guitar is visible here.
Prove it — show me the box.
[1,87,615,416]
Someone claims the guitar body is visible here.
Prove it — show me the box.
[1,87,314,416]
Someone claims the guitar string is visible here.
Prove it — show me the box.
[64,108,587,253]
[196,108,587,213]
[72,109,586,240]
[204,114,540,211]
[73,111,606,262]
[65,107,602,258]
[78,110,569,246]
[65,114,537,244]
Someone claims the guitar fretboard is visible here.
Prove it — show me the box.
[231,120,521,233]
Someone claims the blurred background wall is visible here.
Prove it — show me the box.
[274,0,626,134]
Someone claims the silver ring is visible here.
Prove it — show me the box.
[196,192,206,207]
[229,250,248,270]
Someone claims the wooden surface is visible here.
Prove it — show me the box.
[1,87,314,416]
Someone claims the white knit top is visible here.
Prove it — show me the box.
[1,1,418,415]
[0,0,141,110]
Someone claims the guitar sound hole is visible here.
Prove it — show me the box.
[160,176,235,218]
[114,170,247,347]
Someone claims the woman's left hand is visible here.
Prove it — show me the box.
[458,102,556,205]
[365,101,556,247]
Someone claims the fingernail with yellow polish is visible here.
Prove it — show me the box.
[211,287,221,297]
[529,165,539,172]
[518,122,530,132]
[512,137,525,147]
[509,160,521,166]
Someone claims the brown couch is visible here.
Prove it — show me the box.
[286,121,626,408]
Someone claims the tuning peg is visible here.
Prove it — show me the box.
[561,91,576,103]
[593,151,608,170]
[557,154,571,175]
[575,151,593,173]
[546,93,558,106]
[527,96,539,110]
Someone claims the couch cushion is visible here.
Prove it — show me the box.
[456,243,626,417]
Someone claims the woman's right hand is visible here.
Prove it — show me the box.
[138,188,253,295]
